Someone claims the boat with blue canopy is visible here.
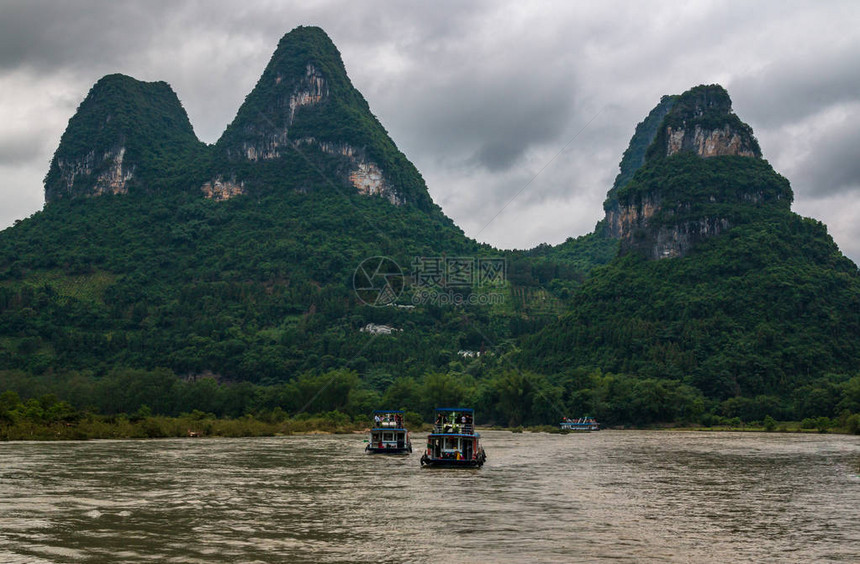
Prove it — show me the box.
[366,410,412,454]
[560,416,600,432]
[420,407,486,468]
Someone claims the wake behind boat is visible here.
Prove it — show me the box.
[366,410,412,454]
[420,408,486,468]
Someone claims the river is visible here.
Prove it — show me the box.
[1,430,858,563]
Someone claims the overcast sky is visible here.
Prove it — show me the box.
[1,0,859,262]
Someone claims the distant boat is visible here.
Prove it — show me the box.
[560,416,600,432]
[420,408,486,468]
[366,410,412,454]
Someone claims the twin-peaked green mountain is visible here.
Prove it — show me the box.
[1,27,858,426]
[44,26,443,217]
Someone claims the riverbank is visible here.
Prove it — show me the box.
[0,413,369,441]
[3,417,858,441]
[516,421,860,435]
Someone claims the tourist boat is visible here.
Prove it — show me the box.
[366,410,412,454]
[560,416,600,432]
[420,407,486,468]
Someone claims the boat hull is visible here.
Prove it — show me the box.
[366,445,412,455]
[420,452,485,468]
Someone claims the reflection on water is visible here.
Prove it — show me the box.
[1,431,858,563]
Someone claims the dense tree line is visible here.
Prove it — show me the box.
[2,367,858,432]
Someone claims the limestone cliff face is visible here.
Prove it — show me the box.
[665,123,758,158]
[602,85,785,260]
[605,193,660,240]
[650,84,760,160]
[51,145,134,200]
[606,193,735,259]
[205,59,398,204]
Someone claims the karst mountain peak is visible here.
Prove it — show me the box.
[601,84,789,260]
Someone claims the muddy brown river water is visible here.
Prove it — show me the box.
[1,430,858,563]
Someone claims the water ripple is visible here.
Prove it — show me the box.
[0,431,858,563]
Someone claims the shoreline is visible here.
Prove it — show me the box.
[3,419,856,441]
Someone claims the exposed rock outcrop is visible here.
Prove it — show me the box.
[665,123,758,158]
[605,193,660,240]
[288,64,328,121]
[200,176,245,201]
[606,193,734,259]
[647,84,761,161]
[294,138,402,205]
[52,146,134,199]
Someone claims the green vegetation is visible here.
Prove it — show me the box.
[214,25,439,212]
[615,153,792,219]
[517,231,619,284]
[0,388,365,440]
[518,85,860,427]
[2,368,858,439]
[44,74,208,201]
[524,213,860,398]
[0,187,563,380]
[604,94,676,205]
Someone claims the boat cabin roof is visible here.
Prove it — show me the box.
[434,407,474,413]
[372,410,404,414]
